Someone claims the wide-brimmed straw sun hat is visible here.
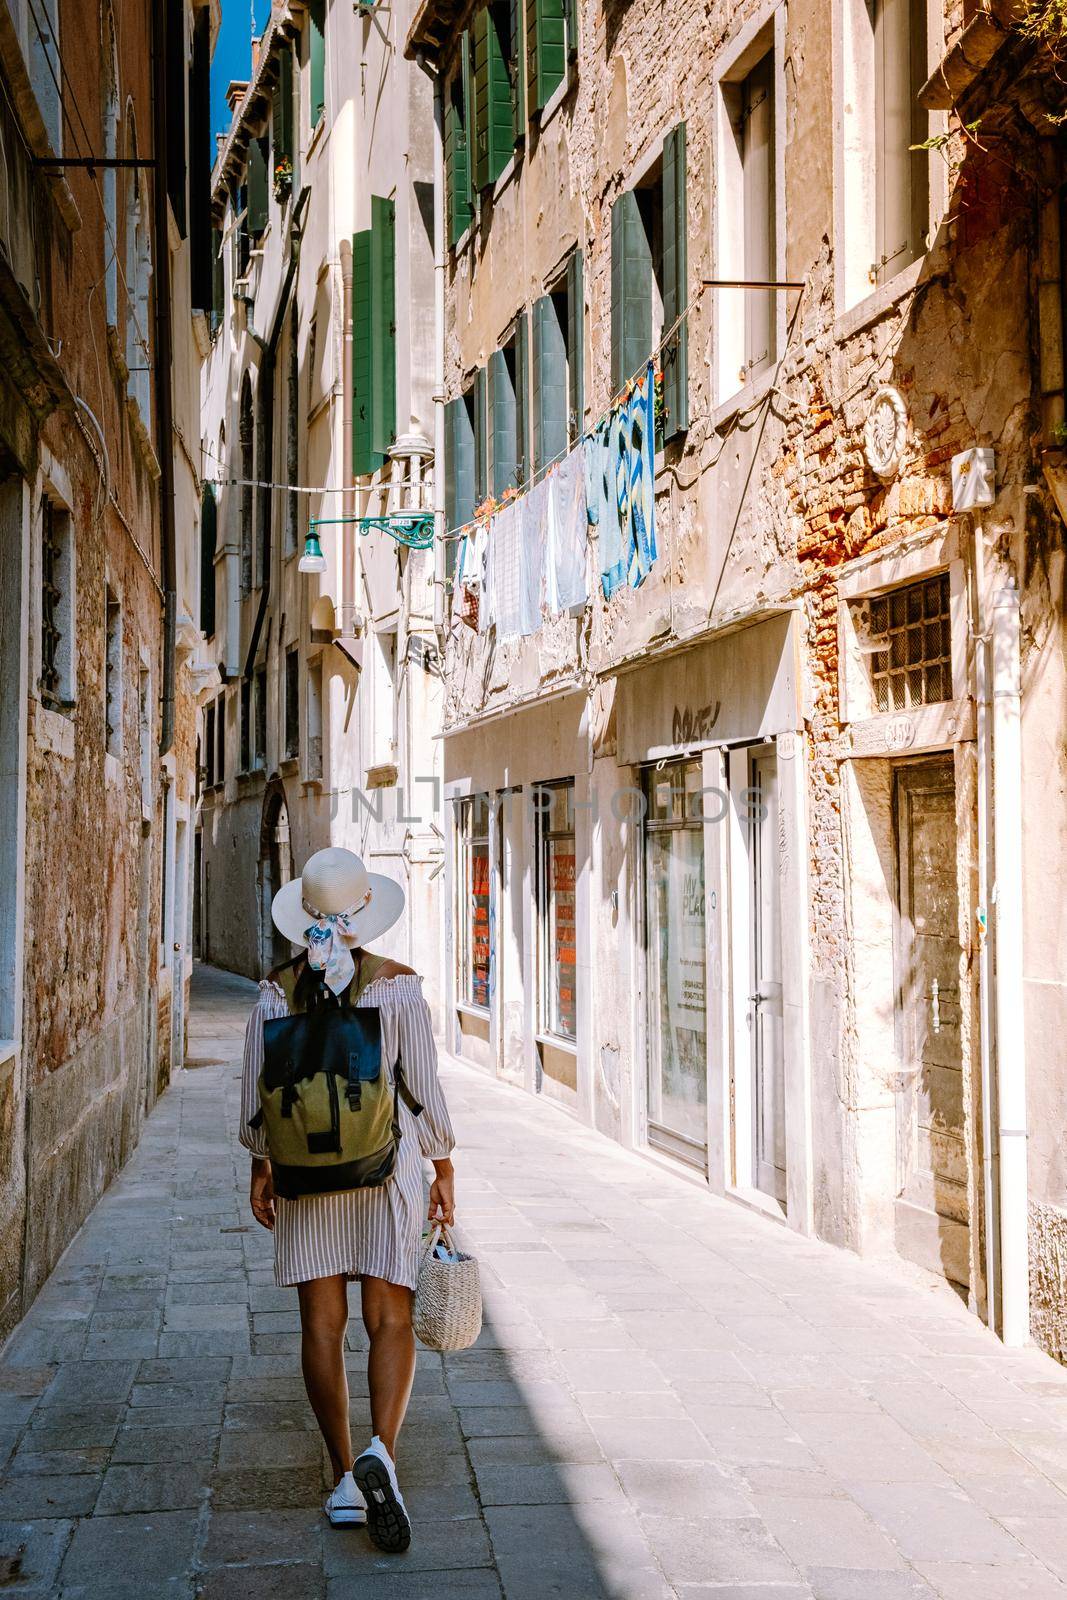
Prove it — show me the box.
[271,846,405,953]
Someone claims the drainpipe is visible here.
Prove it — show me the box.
[152,0,176,755]
[991,577,1029,1346]
[972,522,999,1333]
[338,236,359,653]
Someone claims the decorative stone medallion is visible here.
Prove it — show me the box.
[864,385,908,479]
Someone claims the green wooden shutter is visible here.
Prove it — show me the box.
[445,392,476,579]
[272,47,293,165]
[309,0,326,126]
[566,249,583,441]
[510,0,525,142]
[661,122,689,438]
[610,188,652,395]
[526,0,565,114]
[370,194,397,457]
[473,5,515,188]
[488,348,517,495]
[473,367,488,503]
[247,136,268,235]
[515,310,529,485]
[446,45,473,245]
[211,225,224,330]
[532,295,567,477]
[563,0,577,58]
[352,228,375,475]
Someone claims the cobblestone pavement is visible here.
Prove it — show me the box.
[3,965,1067,1597]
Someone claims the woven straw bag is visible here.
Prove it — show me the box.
[413,1224,482,1351]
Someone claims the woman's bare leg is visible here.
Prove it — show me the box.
[360,1276,416,1459]
[297,1274,352,1482]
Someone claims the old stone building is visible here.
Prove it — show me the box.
[406,0,1067,1353]
[0,0,213,1337]
[199,0,442,1001]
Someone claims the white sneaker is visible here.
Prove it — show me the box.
[353,1434,411,1553]
[324,1470,368,1528]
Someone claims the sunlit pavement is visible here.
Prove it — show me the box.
[2,964,1067,1598]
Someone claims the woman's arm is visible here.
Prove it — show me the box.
[239,996,271,1159]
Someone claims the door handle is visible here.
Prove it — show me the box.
[748,992,767,1005]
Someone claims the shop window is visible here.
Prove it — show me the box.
[861,572,952,713]
[104,586,122,757]
[456,793,491,1009]
[535,779,576,1042]
[39,494,74,711]
[284,646,300,759]
[643,758,707,1164]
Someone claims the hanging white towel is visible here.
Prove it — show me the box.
[490,500,525,641]
[520,477,549,635]
[545,452,588,615]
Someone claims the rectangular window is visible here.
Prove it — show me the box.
[216,692,226,785]
[488,315,528,494]
[352,195,397,476]
[644,758,707,1164]
[308,0,326,127]
[200,485,217,634]
[716,41,780,397]
[285,305,299,555]
[445,387,477,581]
[473,3,517,190]
[535,780,576,1042]
[865,572,952,712]
[254,664,267,769]
[307,655,323,780]
[239,677,251,773]
[105,586,122,756]
[532,251,583,477]
[39,496,74,711]
[445,43,473,247]
[610,176,661,398]
[273,44,294,172]
[248,136,268,238]
[873,0,930,285]
[526,0,567,115]
[456,793,491,1009]
[284,646,300,758]
[210,225,225,334]
[205,702,216,788]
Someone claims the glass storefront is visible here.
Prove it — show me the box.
[456,792,491,1008]
[536,780,577,1042]
[644,759,708,1164]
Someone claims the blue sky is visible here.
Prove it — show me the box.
[211,0,272,139]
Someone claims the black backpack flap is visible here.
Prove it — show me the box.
[262,1006,383,1093]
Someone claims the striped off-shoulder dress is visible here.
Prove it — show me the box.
[238,973,455,1289]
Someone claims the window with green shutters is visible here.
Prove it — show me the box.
[473,5,516,190]
[352,196,397,476]
[565,249,583,441]
[272,46,294,171]
[610,188,652,396]
[488,316,529,494]
[532,293,567,478]
[247,136,268,237]
[509,0,526,141]
[308,0,326,128]
[445,391,476,581]
[445,41,473,246]
[661,122,688,438]
[526,0,566,116]
[210,225,224,333]
[610,138,688,437]
[472,368,488,504]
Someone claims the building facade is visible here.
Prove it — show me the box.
[0,0,212,1337]
[199,0,442,1005]
[408,0,1067,1353]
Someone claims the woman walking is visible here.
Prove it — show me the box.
[239,846,456,1553]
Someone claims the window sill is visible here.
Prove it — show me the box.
[280,755,300,774]
[456,1001,490,1021]
[535,64,575,135]
[845,698,974,759]
[491,151,521,204]
[307,117,327,162]
[35,703,75,759]
[712,364,778,432]
[833,258,925,344]
[104,751,123,787]
[536,1031,577,1055]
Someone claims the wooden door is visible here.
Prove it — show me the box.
[893,758,968,1286]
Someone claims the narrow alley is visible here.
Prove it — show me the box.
[2,968,1067,1599]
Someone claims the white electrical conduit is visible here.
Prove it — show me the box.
[972,521,999,1334]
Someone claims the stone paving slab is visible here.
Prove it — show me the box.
[1,962,1067,1597]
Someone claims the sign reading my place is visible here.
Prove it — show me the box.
[617,613,799,766]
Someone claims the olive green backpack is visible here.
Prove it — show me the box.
[250,953,423,1199]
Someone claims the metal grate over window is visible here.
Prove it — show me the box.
[869,573,952,713]
[40,500,62,707]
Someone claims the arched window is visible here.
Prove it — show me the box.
[102,8,119,327]
[124,106,152,427]
[239,375,254,595]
